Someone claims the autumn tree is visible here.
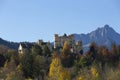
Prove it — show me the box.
[109,43,120,66]
[89,42,98,60]
[4,61,24,80]
[49,54,62,79]
[85,42,98,67]
[49,54,71,80]
[61,41,74,68]
[74,56,87,73]
[111,43,117,55]
[0,45,8,54]
[5,49,19,65]
[117,46,120,65]
[0,56,24,80]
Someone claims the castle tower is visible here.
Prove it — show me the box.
[37,39,43,46]
[74,40,83,54]
[54,34,75,49]
[54,34,59,48]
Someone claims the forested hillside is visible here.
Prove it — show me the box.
[0,41,120,80]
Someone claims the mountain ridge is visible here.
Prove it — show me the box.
[0,38,19,49]
[0,25,120,50]
[73,25,120,49]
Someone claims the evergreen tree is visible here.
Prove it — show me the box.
[42,45,51,57]
[33,55,46,80]
[21,51,34,78]
[32,44,42,55]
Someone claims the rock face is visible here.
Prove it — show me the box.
[73,25,120,50]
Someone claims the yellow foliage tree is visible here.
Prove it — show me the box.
[59,69,71,80]
[62,41,71,56]
[49,56,62,79]
[61,41,74,68]
[91,66,100,80]
[49,56,71,80]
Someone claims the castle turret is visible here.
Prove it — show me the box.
[54,34,75,49]
[37,39,43,46]
[54,34,59,48]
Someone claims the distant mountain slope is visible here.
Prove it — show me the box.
[73,25,120,48]
[0,38,19,49]
[1,24,120,51]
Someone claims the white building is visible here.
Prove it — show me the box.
[18,43,33,54]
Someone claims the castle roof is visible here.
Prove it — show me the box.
[20,42,34,49]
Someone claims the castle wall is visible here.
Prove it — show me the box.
[54,34,74,48]
[54,34,83,54]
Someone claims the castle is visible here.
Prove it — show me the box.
[18,34,83,54]
[18,40,52,54]
[54,34,83,54]
[54,34,74,48]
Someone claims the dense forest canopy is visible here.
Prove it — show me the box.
[0,40,120,80]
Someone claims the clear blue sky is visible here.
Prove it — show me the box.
[0,0,120,42]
